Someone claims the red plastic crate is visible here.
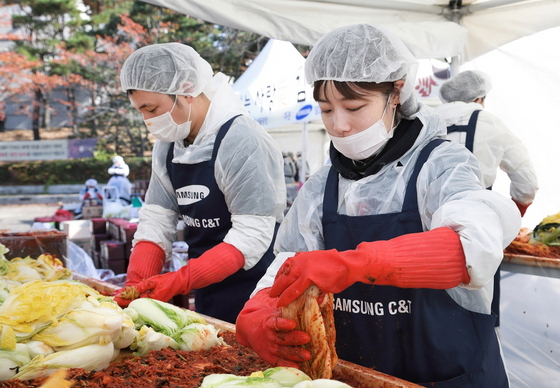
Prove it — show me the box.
[119,223,138,243]
[91,249,101,269]
[90,218,107,235]
[100,257,128,274]
[99,240,125,261]
[91,233,111,252]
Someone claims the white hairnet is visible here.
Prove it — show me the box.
[85,178,98,187]
[439,70,492,103]
[120,43,213,97]
[305,24,420,116]
[112,155,123,164]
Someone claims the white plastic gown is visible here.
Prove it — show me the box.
[133,73,286,270]
[107,162,132,202]
[436,101,538,205]
[254,104,521,315]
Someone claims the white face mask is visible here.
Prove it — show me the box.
[329,95,396,160]
[144,96,192,142]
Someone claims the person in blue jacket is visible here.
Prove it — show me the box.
[236,24,520,387]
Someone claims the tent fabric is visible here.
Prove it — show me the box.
[233,39,305,93]
[232,39,321,130]
[141,0,560,62]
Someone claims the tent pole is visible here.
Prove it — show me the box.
[446,3,463,77]
[450,56,461,76]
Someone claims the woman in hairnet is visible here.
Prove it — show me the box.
[113,43,286,324]
[236,24,520,387]
[436,70,539,329]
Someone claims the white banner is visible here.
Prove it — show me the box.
[0,138,97,162]
[0,140,67,162]
[236,62,321,129]
[249,101,322,129]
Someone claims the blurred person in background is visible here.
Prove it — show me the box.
[436,70,538,216]
[283,152,298,184]
[107,155,132,204]
[295,151,310,185]
[75,178,103,216]
[436,70,539,327]
[113,43,285,323]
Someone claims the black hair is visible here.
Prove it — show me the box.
[313,80,395,102]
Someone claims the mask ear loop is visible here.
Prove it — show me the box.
[379,93,396,131]
[173,96,192,123]
[186,100,192,123]
[169,95,178,113]
[380,93,391,121]
[390,103,399,130]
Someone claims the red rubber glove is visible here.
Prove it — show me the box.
[512,198,531,217]
[236,288,311,367]
[270,227,470,307]
[83,192,91,199]
[130,242,245,303]
[113,241,166,307]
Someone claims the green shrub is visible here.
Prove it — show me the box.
[0,157,152,185]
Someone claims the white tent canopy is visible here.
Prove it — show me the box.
[232,39,325,180]
[142,0,560,62]
[232,39,321,130]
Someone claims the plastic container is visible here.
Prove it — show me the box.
[0,230,68,265]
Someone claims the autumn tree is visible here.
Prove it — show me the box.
[0,51,35,125]
[0,0,308,154]
[5,0,89,139]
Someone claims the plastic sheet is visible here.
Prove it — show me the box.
[500,270,560,387]
[0,230,68,265]
[97,270,127,288]
[65,240,99,279]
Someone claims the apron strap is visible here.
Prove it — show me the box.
[402,138,448,212]
[210,114,243,164]
[446,110,480,152]
[323,166,340,224]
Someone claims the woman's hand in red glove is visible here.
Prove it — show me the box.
[236,289,311,367]
[271,228,469,307]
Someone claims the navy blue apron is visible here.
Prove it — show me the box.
[447,110,500,327]
[447,110,480,153]
[322,139,508,387]
[166,115,278,323]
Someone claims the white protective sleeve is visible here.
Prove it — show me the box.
[436,102,539,204]
[253,104,521,314]
[133,203,179,255]
[132,73,286,264]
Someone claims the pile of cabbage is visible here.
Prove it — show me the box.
[0,243,225,382]
[532,211,560,245]
[201,367,353,388]
[0,243,72,302]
